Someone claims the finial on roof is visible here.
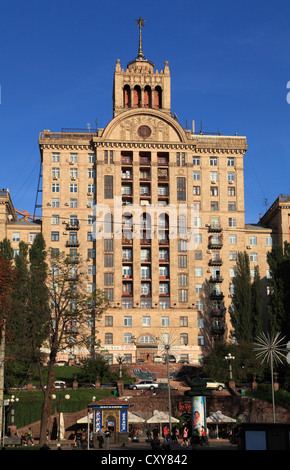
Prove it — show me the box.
[135,17,146,60]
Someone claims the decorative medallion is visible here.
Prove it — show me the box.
[137,125,152,139]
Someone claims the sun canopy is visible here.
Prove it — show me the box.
[147,410,179,424]
[206,410,236,423]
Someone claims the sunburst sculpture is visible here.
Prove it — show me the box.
[253,331,287,422]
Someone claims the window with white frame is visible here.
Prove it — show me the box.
[142,316,151,327]
[249,236,257,246]
[229,234,237,244]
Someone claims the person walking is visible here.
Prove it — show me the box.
[182,426,188,447]
[98,426,104,448]
[105,426,111,448]
[25,428,34,446]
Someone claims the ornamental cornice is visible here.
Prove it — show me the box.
[194,147,246,155]
[93,141,196,151]
[39,143,94,151]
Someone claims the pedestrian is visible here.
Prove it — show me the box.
[25,428,34,446]
[74,429,82,450]
[105,426,111,448]
[98,426,104,448]
[163,425,169,442]
[182,426,188,447]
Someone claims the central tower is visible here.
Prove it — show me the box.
[113,17,171,117]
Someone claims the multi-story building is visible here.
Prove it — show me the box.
[0,189,41,255]
[35,22,283,365]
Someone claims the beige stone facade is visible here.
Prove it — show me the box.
[0,189,41,254]
[3,27,288,366]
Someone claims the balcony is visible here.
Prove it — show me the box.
[66,221,79,230]
[139,157,151,166]
[209,258,223,266]
[121,157,133,165]
[210,290,224,300]
[66,240,80,247]
[212,325,225,336]
[208,236,223,249]
[211,308,226,317]
[208,224,222,232]
[209,275,224,283]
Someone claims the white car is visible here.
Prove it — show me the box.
[129,380,158,390]
[204,378,226,391]
[55,380,66,389]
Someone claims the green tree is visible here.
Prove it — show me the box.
[230,252,253,342]
[267,242,290,339]
[251,265,263,339]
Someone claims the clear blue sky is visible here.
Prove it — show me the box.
[1,0,290,223]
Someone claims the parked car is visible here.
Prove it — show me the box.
[129,380,159,390]
[54,380,66,389]
[153,356,163,363]
[162,354,176,363]
[54,361,68,366]
[158,383,178,390]
[204,378,226,391]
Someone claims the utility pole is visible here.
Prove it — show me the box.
[0,321,6,444]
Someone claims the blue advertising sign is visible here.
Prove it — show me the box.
[95,410,102,432]
[120,410,127,432]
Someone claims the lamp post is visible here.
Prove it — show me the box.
[52,393,70,442]
[164,344,172,434]
[225,353,235,381]
[116,355,125,379]
[2,395,19,444]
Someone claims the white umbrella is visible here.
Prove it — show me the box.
[206,410,236,438]
[128,412,145,423]
[77,412,93,424]
[147,410,179,436]
[59,412,65,440]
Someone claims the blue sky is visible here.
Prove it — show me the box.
[1,0,290,223]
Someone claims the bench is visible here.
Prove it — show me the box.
[3,436,22,446]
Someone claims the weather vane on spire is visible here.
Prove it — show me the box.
[135,17,146,60]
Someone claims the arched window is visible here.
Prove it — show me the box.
[139,335,155,344]
[123,85,131,108]
[154,86,162,109]
[144,85,152,108]
[133,85,141,108]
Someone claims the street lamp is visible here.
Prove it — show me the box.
[2,395,19,445]
[52,393,70,442]
[116,354,125,379]
[225,353,235,381]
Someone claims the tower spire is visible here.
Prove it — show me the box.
[135,17,146,60]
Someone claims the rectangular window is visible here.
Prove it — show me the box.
[195,267,203,277]
[249,236,257,246]
[193,185,201,195]
[87,265,95,276]
[227,157,235,166]
[70,183,78,193]
[179,289,188,302]
[195,283,203,294]
[230,251,237,260]
[51,214,59,225]
[193,171,200,181]
[51,198,59,208]
[70,153,78,163]
[104,253,113,266]
[192,156,200,165]
[70,168,78,178]
[195,251,202,260]
[177,177,186,201]
[12,232,20,242]
[124,316,132,327]
[104,175,113,199]
[210,186,218,196]
[210,157,217,166]
[88,168,95,178]
[105,316,113,326]
[178,255,187,268]
[227,172,235,182]
[211,201,218,211]
[229,234,237,244]
[70,198,78,208]
[88,153,95,163]
[228,202,236,211]
[161,316,169,327]
[196,300,203,311]
[52,183,60,193]
[178,240,187,252]
[178,274,188,287]
[88,183,95,194]
[87,248,96,259]
[104,288,114,301]
[229,217,236,227]
[52,152,60,162]
[228,186,236,196]
[52,167,60,178]
[180,316,188,327]
[143,316,151,327]
[104,273,114,286]
[51,231,59,241]
[265,236,272,246]
[250,252,258,262]
[210,172,218,183]
[104,239,114,251]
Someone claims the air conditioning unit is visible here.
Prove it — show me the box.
[71,177,76,181]
[205,224,210,227]
[63,231,68,235]
[47,202,51,206]
[229,180,233,184]
[69,161,74,165]
[65,203,69,206]
[246,245,251,249]
[206,250,211,254]
[53,177,57,180]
